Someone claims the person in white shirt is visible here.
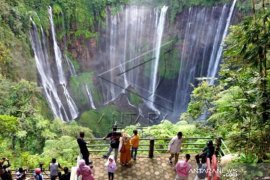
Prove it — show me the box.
[49,158,62,180]
[168,132,183,165]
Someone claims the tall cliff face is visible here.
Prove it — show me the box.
[31,2,238,123]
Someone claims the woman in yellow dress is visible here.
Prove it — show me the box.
[118,132,131,166]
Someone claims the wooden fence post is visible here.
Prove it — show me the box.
[149,138,155,158]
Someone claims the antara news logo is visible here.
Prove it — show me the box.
[190,168,239,177]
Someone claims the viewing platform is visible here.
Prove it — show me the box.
[90,154,197,180]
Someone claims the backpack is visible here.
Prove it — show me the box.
[110,132,119,148]
[35,174,43,180]
[197,163,207,179]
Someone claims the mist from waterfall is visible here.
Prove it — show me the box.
[99,6,165,105]
[32,3,237,123]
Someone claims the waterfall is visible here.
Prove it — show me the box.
[49,6,66,84]
[30,3,238,123]
[148,6,168,111]
[85,84,96,109]
[109,14,117,100]
[169,4,236,121]
[207,0,237,85]
[30,19,69,121]
[100,6,161,105]
[65,55,77,76]
[48,6,79,120]
[121,8,129,93]
[206,5,227,79]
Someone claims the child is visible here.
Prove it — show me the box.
[130,130,140,161]
[105,155,117,180]
[34,168,43,180]
[175,154,192,180]
[195,156,207,180]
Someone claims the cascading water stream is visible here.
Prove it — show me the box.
[48,6,79,120]
[30,19,69,121]
[49,6,66,84]
[148,6,168,111]
[208,0,237,85]
[121,8,129,93]
[170,3,237,121]
[206,5,227,79]
[85,84,96,109]
[33,4,238,122]
[65,55,77,76]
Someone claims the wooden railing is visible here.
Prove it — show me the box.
[86,137,229,158]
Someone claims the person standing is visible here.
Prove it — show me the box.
[130,129,140,161]
[77,132,90,165]
[168,132,183,165]
[76,159,94,180]
[0,158,11,180]
[105,155,117,180]
[60,167,70,180]
[49,158,62,180]
[119,132,131,166]
[34,168,43,180]
[1,165,12,180]
[175,154,192,180]
[103,126,121,161]
[16,168,26,180]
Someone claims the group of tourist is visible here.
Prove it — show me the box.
[0,127,217,180]
[76,126,140,180]
[103,126,140,165]
[0,157,70,180]
[167,131,216,180]
[77,128,216,180]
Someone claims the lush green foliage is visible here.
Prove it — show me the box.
[0,0,268,172]
[131,0,229,22]
[124,120,213,154]
[77,105,135,137]
[70,72,96,107]
[158,38,180,79]
[0,75,93,168]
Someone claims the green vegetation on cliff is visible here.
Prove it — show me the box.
[182,7,270,163]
